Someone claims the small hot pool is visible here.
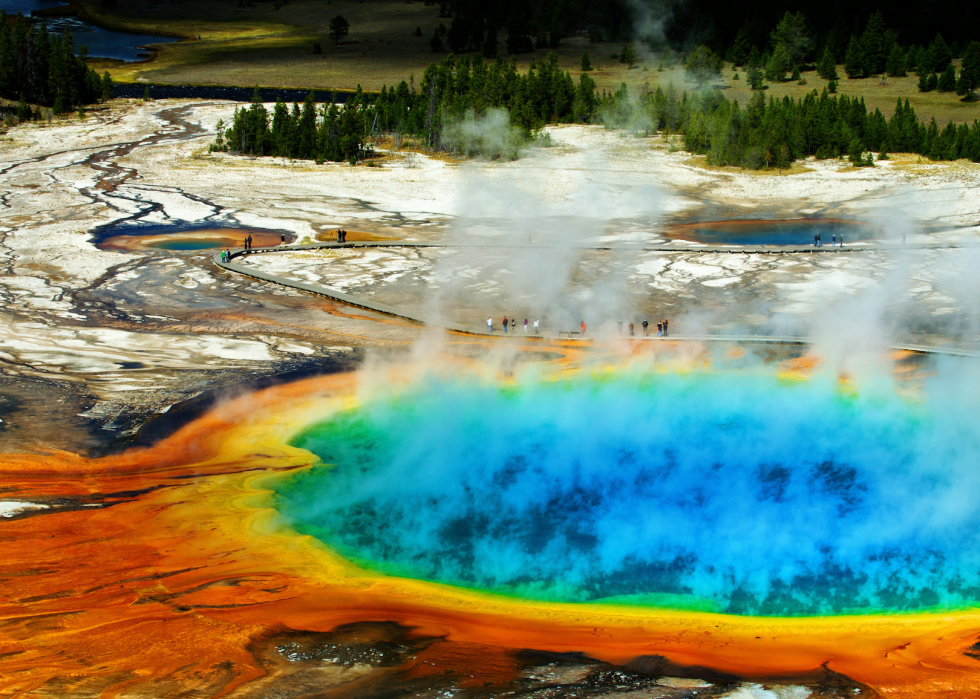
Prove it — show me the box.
[95,224,292,252]
[669,218,876,246]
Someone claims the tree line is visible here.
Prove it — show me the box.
[599,83,980,168]
[433,1,979,64]
[727,10,980,99]
[0,12,110,116]
[212,52,980,170]
[211,54,598,160]
[210,87,372,164]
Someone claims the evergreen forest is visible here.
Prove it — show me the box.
[0,12,109,115]
[211,51,980,169]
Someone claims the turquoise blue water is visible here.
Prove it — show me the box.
[679,220,873,246]
[274,370,980,615]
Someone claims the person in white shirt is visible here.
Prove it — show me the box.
[534,319,539,334]
[487,317,493,333]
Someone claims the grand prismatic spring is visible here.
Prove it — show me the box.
[4,64,980,698]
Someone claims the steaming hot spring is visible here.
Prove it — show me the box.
[272,360,980,617]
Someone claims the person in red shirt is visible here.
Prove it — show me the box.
[580,320,586,336]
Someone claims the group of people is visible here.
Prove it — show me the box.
[220,249,232,263]
[619,319,669,337]
[490,317,540,334]
[814,233,844,247]
[336,229,348,243]
[486,317,670,338]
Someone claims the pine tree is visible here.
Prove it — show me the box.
[766,43,790,81]
[100,70,112,102]
[329,16,350,47]
[581,51,592,72]
[817,45,839,80]
[937,64,957,92]
[430,29,443,52]
[620,43,636,68]
[859,11,887,76]
[844,35,864,79]
[885,45,906,77]
[927,33,952,73]
[957,41,980,97]
[770,11,811,68]
[730,24,751,67]
[747,66,765,90]
[685,45,722,87]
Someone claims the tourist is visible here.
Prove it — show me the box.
[524,318,528,334]
[840,234,844,247]
[342,230,347,243]
[617,320,623,335]
[657,321,663,336]
[247,235,253,251]
[534,319,539,334]
[511,318,516,331]
[832,234,836,246]
[503,316,508,332]
[487,317,493,333]
[814,234,818,247]
[642,319,648,336]
[580,320,586,337]
[628,322,634,336]
[281,233,286,246]
[663,319,669,336]
[243,237,248,251]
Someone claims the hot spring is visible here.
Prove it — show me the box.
[668,218,875,246]
[273,365,980,617]
[95,224,292,252]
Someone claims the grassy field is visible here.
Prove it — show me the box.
[80,0,979,126]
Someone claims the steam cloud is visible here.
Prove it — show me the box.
[277,363,980,615]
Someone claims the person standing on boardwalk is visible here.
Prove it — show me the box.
[524,319,528,334]
[534,319,539,334]
[832,234,836,246]
[281,233,286,246]
[243,237,248,251]
[663,319,668,336]
[247,235,253,251]
[487,317,493,333]
[642,319,648,336]
[503,316,508,332]
[657,321,663,336]
[580,321,587,337]
[628,322,634,336]
[511,318,516,332]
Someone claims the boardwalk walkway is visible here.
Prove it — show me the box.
[213,241,980,358]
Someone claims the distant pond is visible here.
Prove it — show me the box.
[7,0,178,62]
